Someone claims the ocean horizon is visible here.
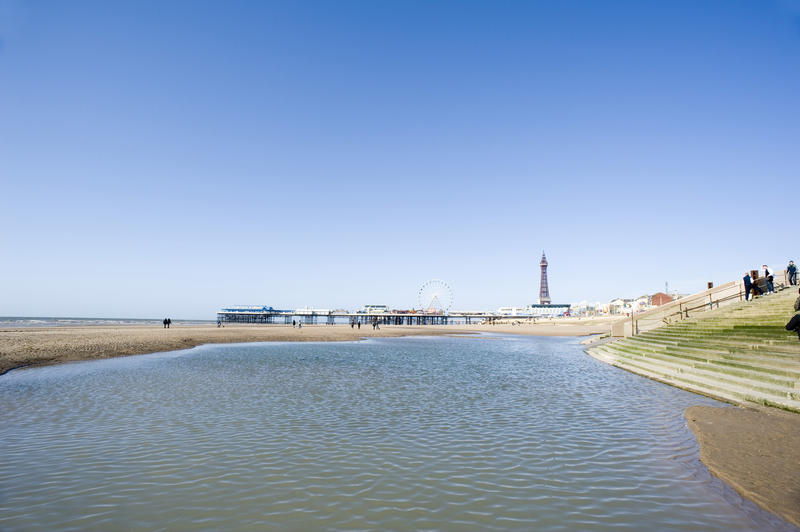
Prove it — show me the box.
[0,317,216,328]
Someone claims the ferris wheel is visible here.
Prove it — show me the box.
[418,279,454,314]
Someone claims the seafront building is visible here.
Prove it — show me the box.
[361,305,389,314]
[496,304,571,318]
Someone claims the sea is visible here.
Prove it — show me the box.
[0,316,215,328]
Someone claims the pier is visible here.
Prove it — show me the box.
[217,307,497,326]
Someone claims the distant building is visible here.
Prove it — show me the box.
[609,298,631,315]
[632,295,650,313]
[650,292,674,306]
[497,304,570,317]
[362,304,389,314]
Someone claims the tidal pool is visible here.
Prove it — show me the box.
[0,335,792,531]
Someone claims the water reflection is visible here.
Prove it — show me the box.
[0,336,792,531]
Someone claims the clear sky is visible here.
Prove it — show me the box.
[1,0,798,319]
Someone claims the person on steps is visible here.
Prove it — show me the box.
[763,264,774,294]
[788,260,797,286]
[743,272,753,301]
[785,288,800,342]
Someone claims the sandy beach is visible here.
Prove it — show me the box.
[686,405,800,528]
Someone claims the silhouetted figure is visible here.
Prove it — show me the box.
[167,318,171,328]
[743,272,753,301]
[163,318,168,329]
[292,320,296,328]
[785,288,800,342]
[357,321,361,329]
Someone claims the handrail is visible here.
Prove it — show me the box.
[612,268,791,337]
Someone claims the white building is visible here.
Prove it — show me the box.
[497,304,570,318]
[362,304,389,314]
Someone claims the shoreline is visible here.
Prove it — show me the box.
[0,321,611,376]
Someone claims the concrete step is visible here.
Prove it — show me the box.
[588,346,800,412]
[627,332,800,354]
[607,345,800,387]
[597,344,799,392]
[637,329,799,346]
[624,336,800,364]
[588,286,800,412]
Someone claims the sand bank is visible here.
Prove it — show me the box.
[0,321,609,375]
[686,405,800,528]
[0,324,446,375]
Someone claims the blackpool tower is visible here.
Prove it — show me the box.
[539,251,551,305]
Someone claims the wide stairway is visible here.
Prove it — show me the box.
[586,288,800,412]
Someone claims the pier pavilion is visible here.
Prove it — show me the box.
[217,306,497,325]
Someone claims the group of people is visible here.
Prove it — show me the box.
[347,318,382,330]
[742,263,785,301]
[291,320,302,329]
[162,318,172,328]
[348,319,380,330]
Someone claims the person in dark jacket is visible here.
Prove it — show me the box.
[743,272,753,301]
[788,260,797,286]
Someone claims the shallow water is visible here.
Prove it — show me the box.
[0,335,792,531]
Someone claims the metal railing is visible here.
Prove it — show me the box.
[612,269,793,337]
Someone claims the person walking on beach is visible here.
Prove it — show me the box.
[357,320,361,330]
[167,318,171,328]
[788,260,797,286]
[763,264,775,294]
[743,272,753,301]
[163,318,168,329]
[298,321,302,329]
[292,319,296,328]
[784,288,800,342]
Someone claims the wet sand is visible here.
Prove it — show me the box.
[686,405,800,528]
[0,321,609,375]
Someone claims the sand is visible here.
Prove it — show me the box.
[686,405,800,528]
[0,321,609,375]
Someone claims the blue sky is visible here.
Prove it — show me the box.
[1,0,798,318]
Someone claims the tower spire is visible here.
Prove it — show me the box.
[539,251,551,305]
